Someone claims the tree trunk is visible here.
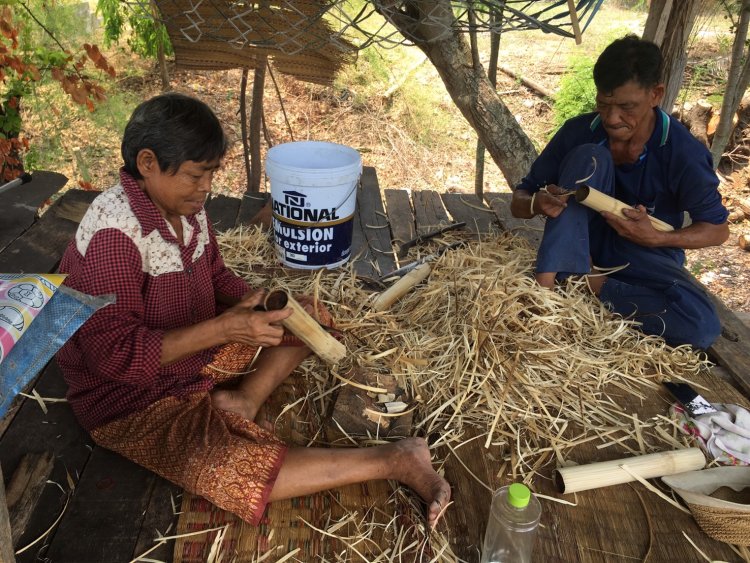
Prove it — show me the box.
[152,0,170,91]
[682,100,712,147]
[657,0,701,113]
[156,40,170,91]
[375,0,537,189]
[240,69,251,192]
[642,0,673,44]
[249,60,267,193]
[710,0,750,168]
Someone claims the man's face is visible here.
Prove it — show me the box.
[595,80,664,143]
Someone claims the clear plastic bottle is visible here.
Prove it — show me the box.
[480,483,541,563]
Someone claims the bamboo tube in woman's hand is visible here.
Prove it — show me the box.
[264,290,346,365]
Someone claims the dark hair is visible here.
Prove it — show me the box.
[593,35,663,92]
[121,92,228,179]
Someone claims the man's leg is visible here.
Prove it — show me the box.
[597,244,721,349]
[535,144,615,285]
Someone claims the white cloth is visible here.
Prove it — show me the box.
[673,403,750,465]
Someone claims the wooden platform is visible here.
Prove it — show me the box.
[2,169,750,562]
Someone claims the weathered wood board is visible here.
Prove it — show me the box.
[0,190,98,273]
[412,190,453,236]
[0,172,68,254]
[441,192,498,235]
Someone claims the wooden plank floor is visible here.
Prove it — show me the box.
[1,168,749,562]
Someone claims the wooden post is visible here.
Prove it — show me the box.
[264,290,346,365]
[575,185,674,232]
[0,464,16,563]
[566,0,582,45]
[554,448,705,494]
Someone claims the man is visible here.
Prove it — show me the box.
[510,35,729,349]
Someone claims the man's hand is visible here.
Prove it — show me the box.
[511,186,571,219]
[219,289,292,347]
[535,185,571,218]
[601,205,663,247]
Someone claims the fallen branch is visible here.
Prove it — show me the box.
[497,64,556,99]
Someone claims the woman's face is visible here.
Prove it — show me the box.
[137,150,221,220]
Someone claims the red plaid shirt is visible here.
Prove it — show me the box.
[56,169,250,430]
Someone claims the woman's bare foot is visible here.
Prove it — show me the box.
[391,437,452,529]
[211,388,261,421]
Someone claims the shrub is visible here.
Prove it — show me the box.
[551,55,597,136]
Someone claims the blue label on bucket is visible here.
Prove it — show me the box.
[272,190,353,268]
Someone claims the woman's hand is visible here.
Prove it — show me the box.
[219,289,292,347]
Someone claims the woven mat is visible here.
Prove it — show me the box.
[172,372,401,562]
[173,481,401,561]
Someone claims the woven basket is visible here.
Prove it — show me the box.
[663,466,750,546]
[687,502,750,546]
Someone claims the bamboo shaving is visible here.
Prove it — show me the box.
[682,531,718,562]
[217,226,715,561]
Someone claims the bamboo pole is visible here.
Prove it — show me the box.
[371,262,432,312]
[575,185,675,232]
[554,448,705,494]
[264,290,346,365]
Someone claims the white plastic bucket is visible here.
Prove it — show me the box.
[266,141,361,269]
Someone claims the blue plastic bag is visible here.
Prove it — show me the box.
[0,285,113,418]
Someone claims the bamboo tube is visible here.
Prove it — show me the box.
[371,262,432,312]
[554,448,705,494]
[575,185,674,232]
[264,290,346,365]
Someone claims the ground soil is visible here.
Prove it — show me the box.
[33,3,750,313]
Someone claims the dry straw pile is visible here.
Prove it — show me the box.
[216,224,711,558]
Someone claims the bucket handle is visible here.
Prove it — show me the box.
[333,174,361,211]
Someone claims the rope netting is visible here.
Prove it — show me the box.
[126,0,603,82]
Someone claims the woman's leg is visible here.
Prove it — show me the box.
[272,437,451,529]
[211,344,311,422]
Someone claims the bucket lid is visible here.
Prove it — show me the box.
[266,141,361,175]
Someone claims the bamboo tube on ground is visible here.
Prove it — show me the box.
[575,185,674,232]
[554,448,705,494]
[264,290,346,365]
[371,262,432,312]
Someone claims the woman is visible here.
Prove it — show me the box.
[57,92,450,528]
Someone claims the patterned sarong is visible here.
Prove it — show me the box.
[92,343,286,525]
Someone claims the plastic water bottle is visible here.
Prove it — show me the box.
[480,483,541,563]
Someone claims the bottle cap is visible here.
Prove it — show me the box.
[508,483,531,508]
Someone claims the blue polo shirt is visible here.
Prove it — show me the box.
[517,109,728,229]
